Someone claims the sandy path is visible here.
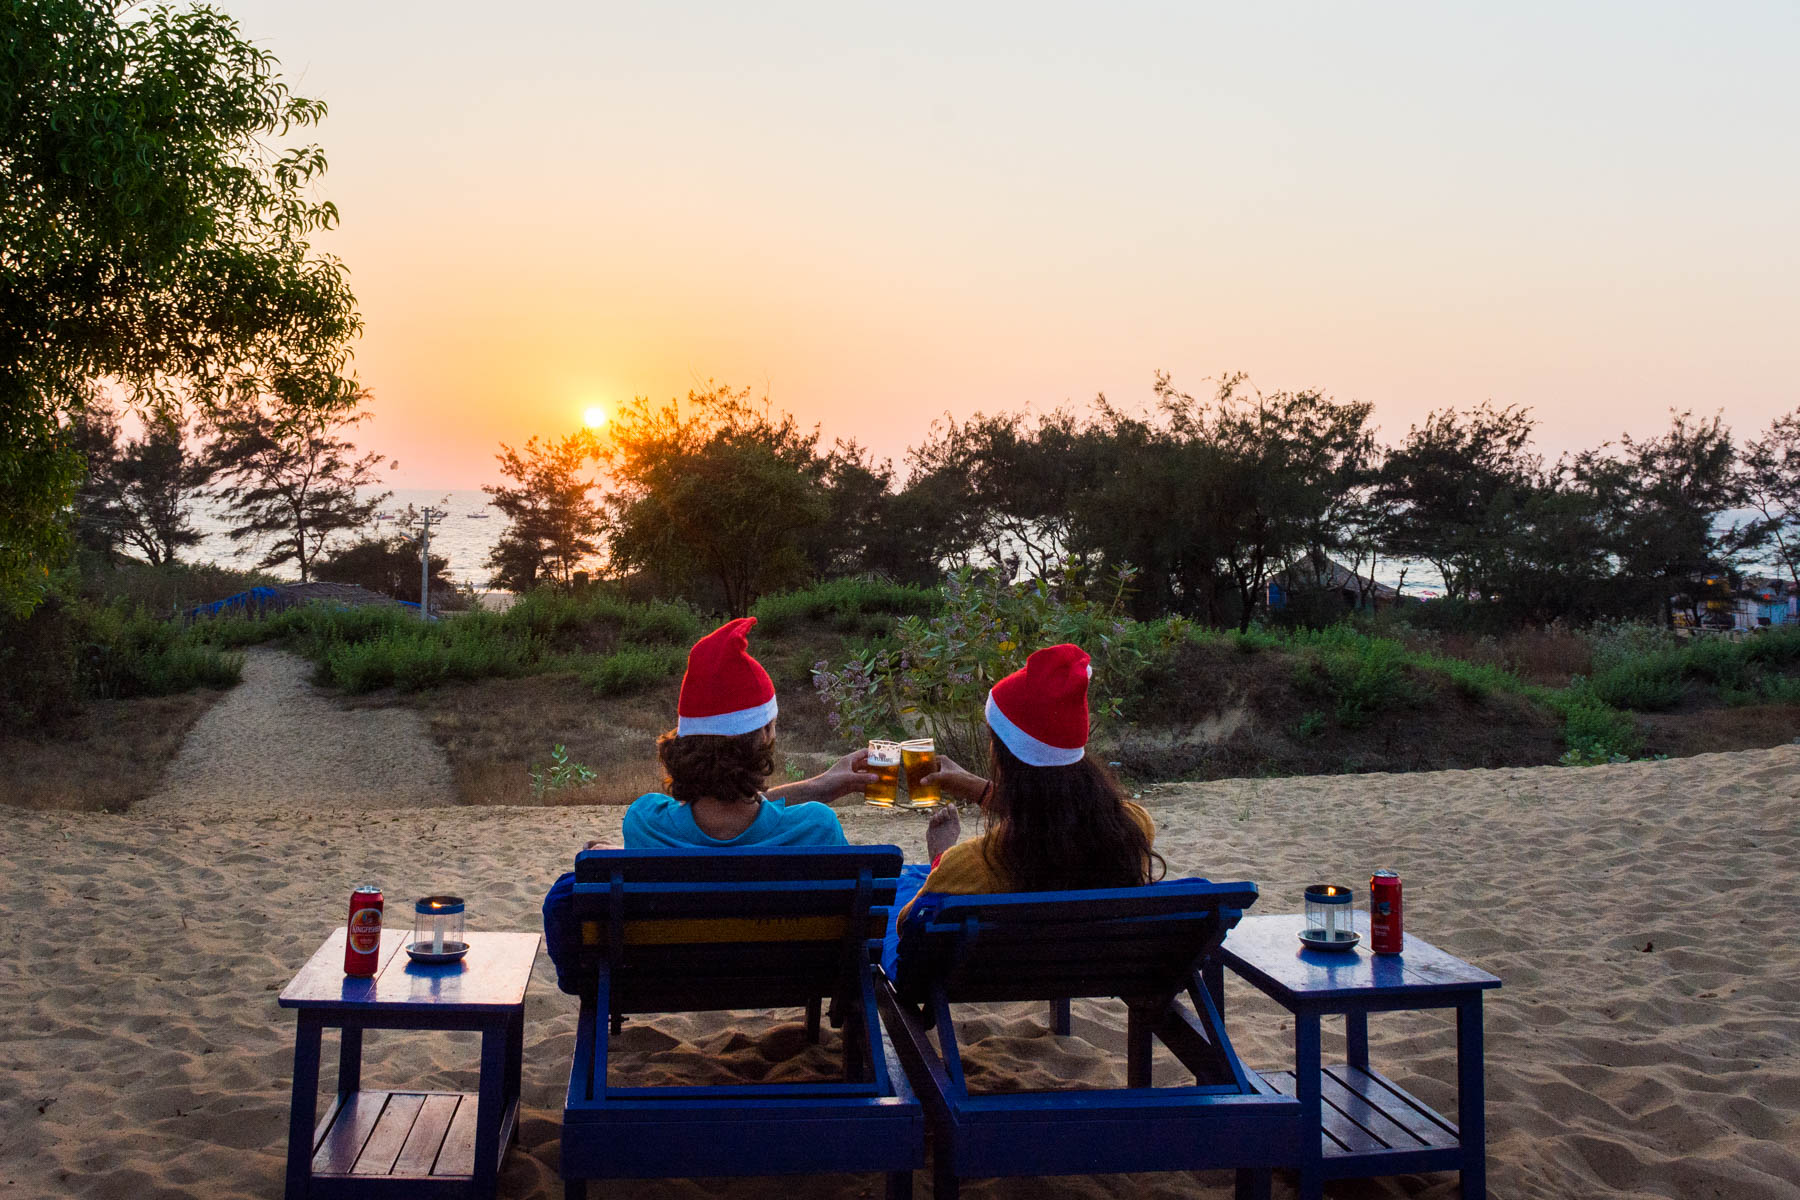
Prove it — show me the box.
[137,647,456,817]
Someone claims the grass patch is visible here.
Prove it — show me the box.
[0,690,228,811]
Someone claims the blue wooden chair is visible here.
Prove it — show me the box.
[878,880,1304,1200]
[559,845,923,1200]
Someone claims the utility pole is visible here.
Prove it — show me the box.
[418,505,448,619]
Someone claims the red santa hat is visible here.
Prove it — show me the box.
[676,617,778,737]
[984,643,1091,767]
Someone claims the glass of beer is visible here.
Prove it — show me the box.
[901,738,939,808]
[864,740,901,807]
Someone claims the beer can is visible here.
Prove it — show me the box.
[344,885,384,976]
[1369,869,1403,955]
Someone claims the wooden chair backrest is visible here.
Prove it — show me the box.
[896,879,1258,1006]
[572,845,904,1014]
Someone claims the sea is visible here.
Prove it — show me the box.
[189,489,506,591]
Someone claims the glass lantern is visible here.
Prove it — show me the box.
[1303,883,1355,947]
[412,895,466,958]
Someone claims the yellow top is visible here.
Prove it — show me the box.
[896,801,1156,927]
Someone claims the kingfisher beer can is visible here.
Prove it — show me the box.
[344,885,384,976]
[1369,869,1403,955]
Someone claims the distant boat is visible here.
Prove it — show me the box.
[466,513,491,519]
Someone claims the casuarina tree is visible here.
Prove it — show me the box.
[483,431,605,592]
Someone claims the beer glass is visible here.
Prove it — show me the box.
[864,740,901,807]
[901,738,940,808]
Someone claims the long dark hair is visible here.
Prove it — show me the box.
[980,735,1165,892]
[656,726,774,805]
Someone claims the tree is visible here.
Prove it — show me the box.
[208,390,390,582]
[606,385,828,616]
[1575,410,1751,627]
[69,397,212,565]
[1374,403,1540,601]
[1738,408,1800,590]
[484,431,604,592]
[317,533,454,604]
[2,0,360,615]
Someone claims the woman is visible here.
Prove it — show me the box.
[891,642,1164,947]
[617,616,875,848]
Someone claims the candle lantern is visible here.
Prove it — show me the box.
[408,895,467,962]
[1300,883,1359,950]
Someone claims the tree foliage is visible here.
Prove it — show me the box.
[1373,403,1539,601]
[483,431,604,592]
[1738,407,1800,590]
[207,390,389,582]
[605,385,828,616]
[1,0,360,615]
[316,533,454,605]
[71,398,212,566]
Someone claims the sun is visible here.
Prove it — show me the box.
[582,405,607,429]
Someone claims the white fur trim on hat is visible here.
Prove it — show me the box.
[985,693,1085,767]
[676,694,779,738]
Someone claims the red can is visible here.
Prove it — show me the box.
[344,885,384,976]
[1369,869,1403,955]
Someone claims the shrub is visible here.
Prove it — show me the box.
[317,623,532,693]
[579,644,685,696]
[1294,637,1412,730]
[1588,652,1686,711]
[504,589,701,647]
[812,565,1188,761]
[752,577,939,635]
[1551,685,1643,764]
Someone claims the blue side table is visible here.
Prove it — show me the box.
[1211,912,1501,1200]
[278,929,541,1200]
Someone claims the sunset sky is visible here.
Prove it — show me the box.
[216,1,1799,488]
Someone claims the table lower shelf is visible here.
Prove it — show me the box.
[1262,1063,1464,1178]
[309,1088,518,1194]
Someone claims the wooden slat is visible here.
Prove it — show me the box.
[312,1091,386,1175]
[392,1093,462,1176]
[1262,1072,1384,1154]
[434,1089,481,1177]
[1317,1068,1427,1150]
[351,1092,425,1175]
[1332,1066,1460,1149]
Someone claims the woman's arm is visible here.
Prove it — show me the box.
[918,754,991,806]
[764,746,879,806]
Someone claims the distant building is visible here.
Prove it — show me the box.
[1676,576,1797,632]
[1266,558,1406,613]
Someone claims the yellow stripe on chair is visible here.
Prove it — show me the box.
[580,915,886,946]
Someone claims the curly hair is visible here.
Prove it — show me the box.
[656,726,775,805]
[980,734,1165,892]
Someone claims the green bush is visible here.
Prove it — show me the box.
[1294,637,1412,730]
[505,589,701,646]
[579,643,685,696]
[752,577,940,635]
[1588,652,1686,711]
[317,622,532,693]
[1550,685,1643,764]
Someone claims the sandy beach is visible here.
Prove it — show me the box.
[3,741,1798,1199]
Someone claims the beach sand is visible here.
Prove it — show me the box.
[3,744,1797,1199]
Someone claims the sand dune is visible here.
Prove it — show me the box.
[2,745,1797,1198]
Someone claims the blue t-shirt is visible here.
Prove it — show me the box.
[621,792,849,849]
[541,792,850,993]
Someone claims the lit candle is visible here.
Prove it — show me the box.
[431,901,445,955]
[1325,888,1338,942]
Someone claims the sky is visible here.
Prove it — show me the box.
[212,0,1800,489]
